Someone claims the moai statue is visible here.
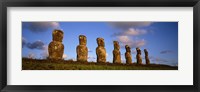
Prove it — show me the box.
[113,41,121,64]
[48,29,64,60]
[136,47,142,64]
[96,38,106,63]
[144,49,150,65]
[125,45,132,64]
[76,35,88,62]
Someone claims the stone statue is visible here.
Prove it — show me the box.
[96,38,106,63]
[76,35,88,62]
[48,29,64,60]
[113,41,121,64]
[125,45,132,64]
[136,47,142,64]
[144,49,150,65]
[52,29,64,42]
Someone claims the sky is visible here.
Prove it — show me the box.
[22,22,178,66]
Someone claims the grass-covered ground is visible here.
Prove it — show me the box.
[22,58,178,70]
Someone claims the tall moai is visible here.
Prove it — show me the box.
[48,29,64,60]
[136,47,142,64]
[76,35,88,62]
[113,41,121,64]
[96,38,106,63]
[144,49,150,65]
[125,45,132,64]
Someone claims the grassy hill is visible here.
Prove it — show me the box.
[22,58,178,70]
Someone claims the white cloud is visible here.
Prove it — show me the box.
[125,28,147,35]
[40,45,49,59]
[63,54,67,59]
[28,52,36,59]
[88,48,93,52]
[22,37,27,48]
[88,55,96,62]
[106,53,109,57]
[117,36,132,43]
[132,50,137,54]
[112,28,148,36]
[117,36,146,48]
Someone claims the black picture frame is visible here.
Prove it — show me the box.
[0,0,199,92]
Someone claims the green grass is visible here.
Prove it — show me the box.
[22,58,178,70]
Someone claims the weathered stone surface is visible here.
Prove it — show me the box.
[48,41,64,60]
[48,29,64,60]
[136,47,142,64]
[52,29,64,42]
[125,45,132,64]
[96,38,106,63]
[144,49,150,65]
[76,35,88,62]
[113,41,121,64]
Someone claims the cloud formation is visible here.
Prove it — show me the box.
[160,50,173,54]
[88,55,96,59]
[22,37,27,48]
[109,22,153,29]
[110,22,151,47]
[22,37,46,50]
[149,56,177,66]
[23,22,60,33]
[117,36,146,48]
[40,45,49,59]
[88,55,96,62]
[26,40,45,50]
[149,56,174,63]
[112,28,148,36]
[28,52,36,59]
[63,54,67,59]
[88,49,93,52]
[132,50,137,54]
[151,57,169,62]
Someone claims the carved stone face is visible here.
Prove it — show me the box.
[79,35,87,45]
[48,41,64,60]
[144,49,147,52]
[136,47,141,54]
[144,49,148,55]
[97,38,105,47]
[125,45,131,52]
[144,49,148,53]
[113,41,120,50]
[52,29,64,42]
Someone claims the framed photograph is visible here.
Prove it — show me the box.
[0,0,199,92]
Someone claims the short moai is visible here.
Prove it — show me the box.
[96,38,106,63]
[76,35,88,62]
[113,41,121,64]
[125,45,132,64]
[136,47,142,64]
[48,29,64,60]
[144,49,150,65]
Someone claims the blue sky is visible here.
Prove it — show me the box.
[22,22,178,66]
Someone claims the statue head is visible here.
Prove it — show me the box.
[136,47,141,54]
[144,49,147,52]
[52,29,64,42]
[113,41,120,50]
[97,38,105,47]
[125,45,131,52]
[79,35,87,45]
[144,49,148,55]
